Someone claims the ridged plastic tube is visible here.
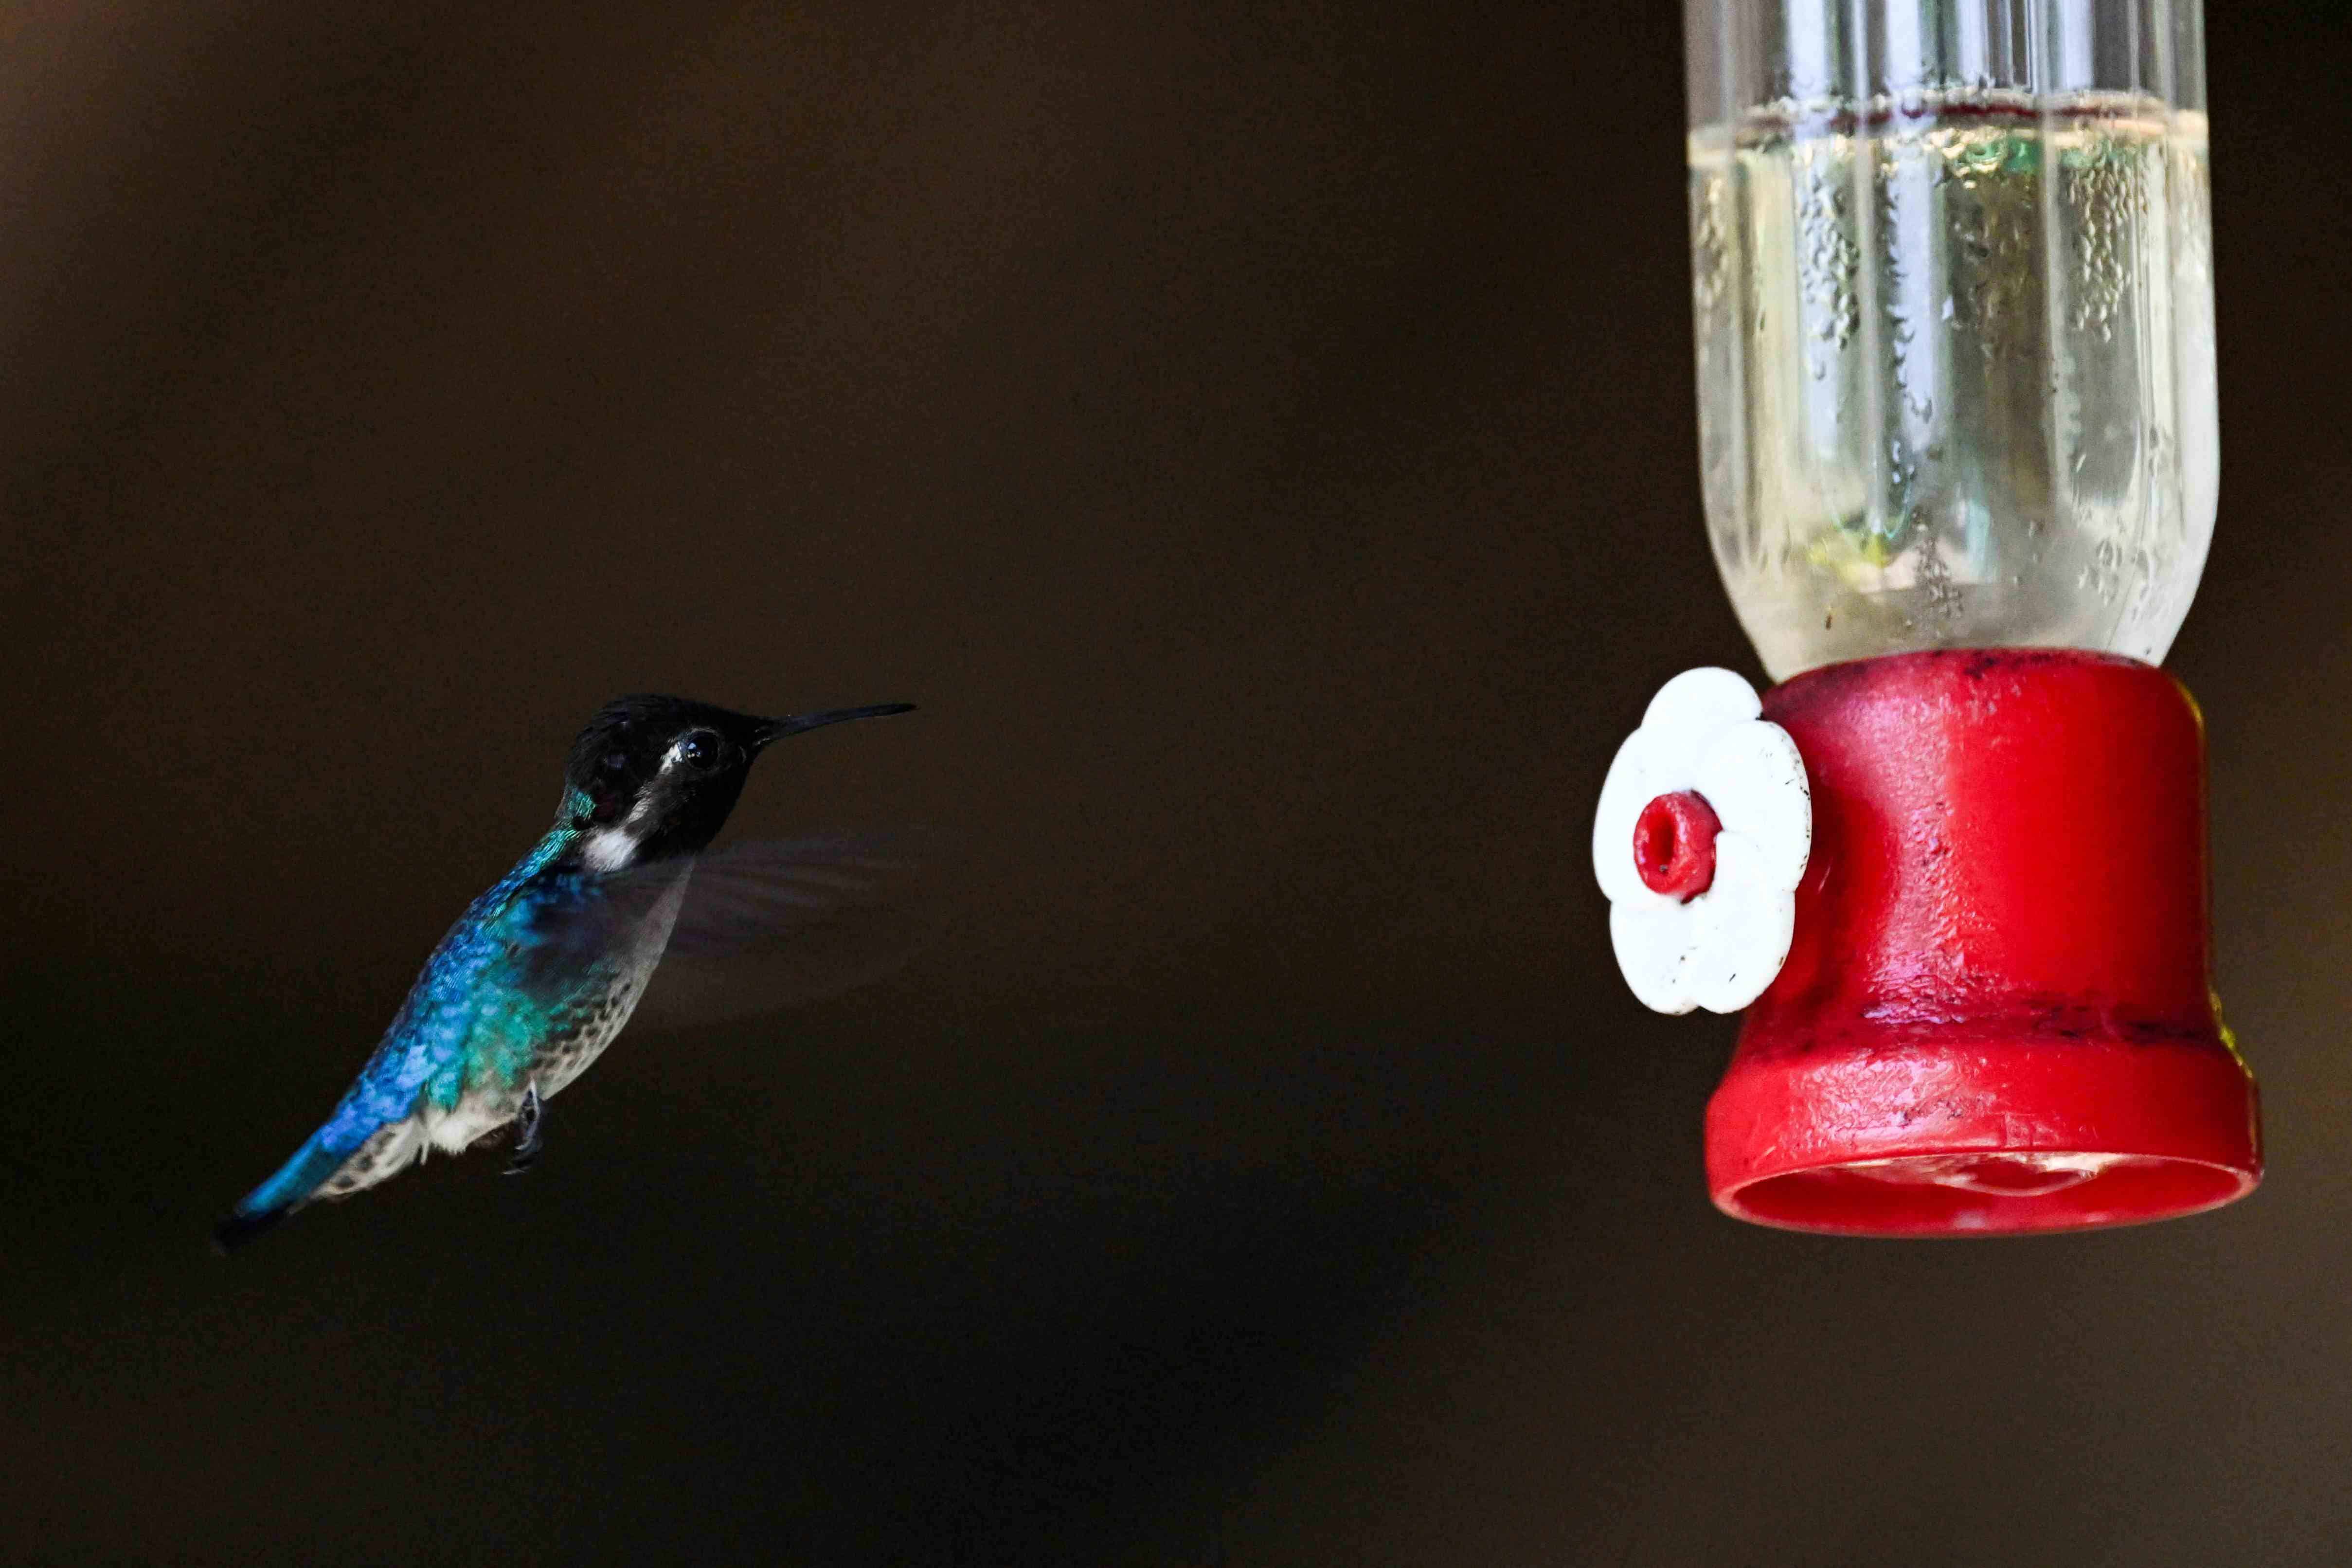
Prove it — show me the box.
[1684,0,2215,679]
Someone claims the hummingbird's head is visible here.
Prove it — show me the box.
[560,694,913,870]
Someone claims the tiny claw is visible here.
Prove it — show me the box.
[504,1086,545,1177]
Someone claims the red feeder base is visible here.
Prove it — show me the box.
[1706,649,2261,1236]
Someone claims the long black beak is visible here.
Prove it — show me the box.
[749,703,915,750]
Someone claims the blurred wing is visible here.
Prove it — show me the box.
[630,833,936,1030]
[654,836,912,956]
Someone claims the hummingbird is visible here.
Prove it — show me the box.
[214,693,914,1252]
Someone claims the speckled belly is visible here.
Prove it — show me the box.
[424,868,691,1154]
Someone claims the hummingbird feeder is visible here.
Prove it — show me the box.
[1595,0,2259,1235]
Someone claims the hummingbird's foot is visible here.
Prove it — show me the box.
[503,1086,545,1176]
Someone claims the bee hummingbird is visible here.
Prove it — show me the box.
[215,693,914,1252]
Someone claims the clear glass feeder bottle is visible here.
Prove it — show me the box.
[1685,0,2217,679]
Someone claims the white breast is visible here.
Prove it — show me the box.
[581,825,639,873]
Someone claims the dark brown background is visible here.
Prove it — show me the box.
[5,3,2348,1563]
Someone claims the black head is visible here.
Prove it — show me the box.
[560,694,913,868]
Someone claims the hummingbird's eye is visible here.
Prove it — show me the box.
[601,751,629,774]
[677,730,722,769]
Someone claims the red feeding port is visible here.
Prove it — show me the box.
[1633,790,1721,902]
[1705,649,2262,1237]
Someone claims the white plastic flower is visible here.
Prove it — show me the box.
[1592,668,1811,1015]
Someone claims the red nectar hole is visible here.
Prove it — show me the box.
[1634,790,1721,901]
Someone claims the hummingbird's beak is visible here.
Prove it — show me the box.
[749,703,916,750]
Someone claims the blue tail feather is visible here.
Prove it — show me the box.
[214,1133,354,1254]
